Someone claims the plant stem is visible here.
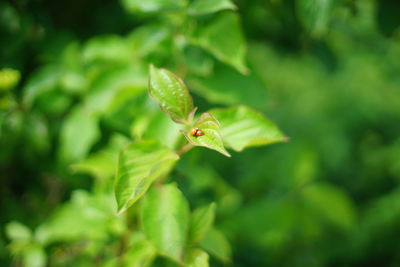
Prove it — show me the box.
[176,143,193,156]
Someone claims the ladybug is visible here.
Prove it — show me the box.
[190,128,204,137]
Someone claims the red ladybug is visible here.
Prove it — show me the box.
[190,128,204,137]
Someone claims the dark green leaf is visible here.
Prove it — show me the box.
[302,183,356,230]
[210,106,287,151]
[141,184,190,263]
[115,140,179,214]
[200,228,231,263]
[182,113,230,157]
[192,12,248,74]
[296,0,335,37]
[189,203,216,244]
[149,65,195,124]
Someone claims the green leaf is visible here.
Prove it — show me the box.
[188,0,235,15]
[185,249,209,267]
[182,112,231,157]
[71,134,129,180]
[23,65,62,108]
[141,184,190,263]
[35,191,123,245]
[59,106,100,162]
[187,64,267,109]
[296,0,335,37]
[200,228,231,263]
[149,65,195,124]
[115,140,179,214]
[192,12,248,74]
[121,0,187,13]
[123,233,157,267]
[302,182,356,230]
[210,106,287,152]
[5,221,31,242]
[0,68,20,92]
[127,24,171,58]
[189,203,216,244]
[82,35,132,63]
[22,245,46,267]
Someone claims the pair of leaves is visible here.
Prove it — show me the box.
[149,65,231,157]
[149,65,287,156]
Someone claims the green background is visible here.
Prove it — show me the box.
[1,0,400,266]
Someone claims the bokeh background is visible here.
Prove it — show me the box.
[1,0,400,266]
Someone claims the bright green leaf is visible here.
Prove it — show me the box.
[200,228,231,263]
[5,221,31,242]
[149,65,195,124]
[123,233,157,267]
[22,245,46,267]
[141,184,190,263]
[82,35,132,63]
[210,105,287,151]
[182,113,231,157]
[189,203,216,244]
[121,0,186,13]
[185,249,209,267]
[59,106,100,162]
[115,140,179,214]
[188,0,235,15]
[127,24,171,58]
[0,68,20,91]
[296,0,335,37]
[35,191,123,245]
[192,12,248,74]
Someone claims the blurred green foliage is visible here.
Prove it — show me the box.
[1,0,400,266]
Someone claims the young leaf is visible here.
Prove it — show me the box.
[182,113,231,157]
[114,140,179,214]
[188,0,236,16]
[200,228,231,263]
[210,106,287,152]
[296,0,335,37]
[141,184,190,263]
[189,203,216,244]
[191,12,248,74]
[149,65,195,124]
[185,249,210,267]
